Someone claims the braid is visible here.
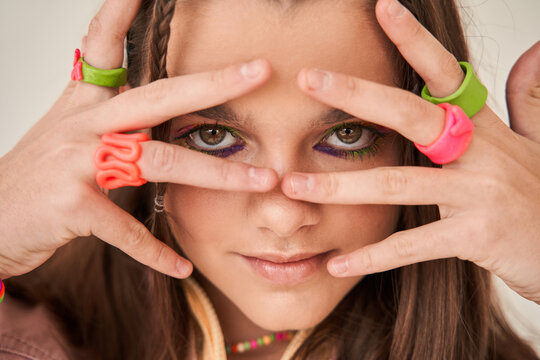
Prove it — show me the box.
[148,0,176,82]
[146,0,177,200]
[145,4,193,359]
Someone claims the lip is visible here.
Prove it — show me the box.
[245,252,326,263]
[240,251,332,286]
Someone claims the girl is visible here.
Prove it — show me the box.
[1,0,539,359]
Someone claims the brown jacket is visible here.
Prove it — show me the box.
[0,278,320,359]
[0,294,71,359]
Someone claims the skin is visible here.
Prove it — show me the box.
[0,0,281,282]
[164,0,402,356]
[1,0,538,358]
[284,0,540,307]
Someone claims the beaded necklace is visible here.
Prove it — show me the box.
[225,330,297,355]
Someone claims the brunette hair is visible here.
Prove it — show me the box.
[6,0,539,359]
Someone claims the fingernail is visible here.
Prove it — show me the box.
[177,260,191,278]
[330,256,349,276]
[241,59,263,79]
[249,167,270,187]
[387,0,405,18]
[306,68,330,91]
[290,174,314,194]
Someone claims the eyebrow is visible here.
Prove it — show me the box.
[187,104,356,129]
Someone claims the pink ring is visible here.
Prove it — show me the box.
[94,133,150,190]
[414,103,474,165]
[0,279,5,303]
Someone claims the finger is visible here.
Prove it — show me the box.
[375,0,464,98]
[282,166,471,207]
[507,40,540,143]
[85,0,140,68]
[138,141,279,191]
[75,0,142,99]
[90,196,193,279]
[326,219,460,277]
[94,59,271,134]
[81,35,88,54]
[297,67,445,146]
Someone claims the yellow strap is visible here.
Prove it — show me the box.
[181,277,315,360]
[182,277,227,360]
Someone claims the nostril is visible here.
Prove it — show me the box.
[247,177,323,240]
[258,224,308,239]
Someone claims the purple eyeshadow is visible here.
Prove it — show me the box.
[313,145,341,157]
[208,144,245,158]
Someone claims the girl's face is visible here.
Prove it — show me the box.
[165,0,402,331]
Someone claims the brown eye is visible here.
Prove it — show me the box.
[336,125,363,144]
[182,124,241,151]
[321,122,378,151]
[199,125,226,145]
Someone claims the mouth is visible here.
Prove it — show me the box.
[239,250,334,286]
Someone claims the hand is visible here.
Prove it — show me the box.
[0,0,276,280]
[282,0,540,304]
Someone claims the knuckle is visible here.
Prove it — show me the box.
[359,250,374,272]
[322,173,339,198]
[395,93,427,128]
[88,16,103,38]
[55,184,90,217]
[396,21,423,49]
[126,221,149,249]
[209,69,228,89]
[344,76,358,105]
[154,244,168,268]
[393,234,416,258]
[107,26,125,44]
[87,14,124,43]
[0,264,11,279]
[413,94,431,119]
[142,79,168,105]
[468,215,492,249]
[438,205,453,219]
[408,21,424,42]
[379,168,408,197]
[219,161,233,183]
[423,55,463,88]
[150,144,176,174]
[478,175,510,204]
[51,141,78,163]
[440,55,462,80]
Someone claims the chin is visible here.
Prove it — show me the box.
[233,276,362,331]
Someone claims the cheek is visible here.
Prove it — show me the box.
[166,186,401,251]
[164,185,246,258]
[162,184,402,330]
[321,204,401,253]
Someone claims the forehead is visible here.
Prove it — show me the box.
[167,0,395,116]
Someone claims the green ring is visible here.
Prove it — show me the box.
[81,57,127,88]
[421,61,487,117]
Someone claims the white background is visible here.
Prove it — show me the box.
[1,0,539,353]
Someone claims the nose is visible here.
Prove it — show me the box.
[249,188,321,238]
[248,146,321,238]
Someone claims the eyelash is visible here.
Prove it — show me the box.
[313,121,386,160]
[173,123,247,157]
[172,121,386,160]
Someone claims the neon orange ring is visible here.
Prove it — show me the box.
[94,133,150,190]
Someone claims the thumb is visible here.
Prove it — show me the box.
[506,41,540,143]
